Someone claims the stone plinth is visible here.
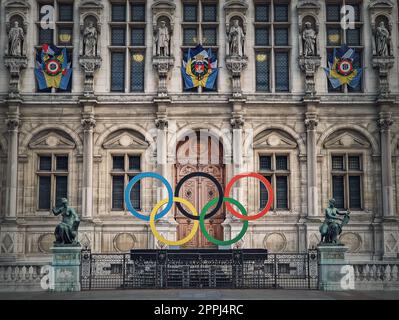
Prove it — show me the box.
[51,246,81,292]
[318,244,349,291]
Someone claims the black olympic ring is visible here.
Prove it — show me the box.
[174,172,224,220]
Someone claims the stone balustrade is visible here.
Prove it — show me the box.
[352,261,399,291]
[0,262,49,292]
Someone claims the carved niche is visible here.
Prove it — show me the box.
[152,0,176,97]
[297,0,321,97]
[78,0,103,96]
[224,0,249,98]
[368,0,395,98]
[3,0,30,97]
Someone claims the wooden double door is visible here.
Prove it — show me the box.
[175,134,225,248]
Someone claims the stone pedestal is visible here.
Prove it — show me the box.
[51,246,82,292]
[318,244,348,291]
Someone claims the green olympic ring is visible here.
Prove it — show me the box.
[200,197,248,246]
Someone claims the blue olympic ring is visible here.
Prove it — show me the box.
[124,172,173,221]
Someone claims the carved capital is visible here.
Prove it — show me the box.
[81,115,96,131]
[305,113,318,130]
[155,117,168,130]
[378,113,393,131]
[231,114,245,129]
[6,115,20,131]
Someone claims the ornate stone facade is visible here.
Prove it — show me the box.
[0,0,398,263]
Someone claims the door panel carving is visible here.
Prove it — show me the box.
[175,134,225,248]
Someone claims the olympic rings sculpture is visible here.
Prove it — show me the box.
[124,171,273,246]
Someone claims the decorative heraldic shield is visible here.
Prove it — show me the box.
[181,44,218,90]
[324,44,363,89]
[35,44,72,90]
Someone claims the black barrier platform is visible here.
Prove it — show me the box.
[80,248,318,290]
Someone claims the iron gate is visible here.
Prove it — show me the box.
[80,248,318,290]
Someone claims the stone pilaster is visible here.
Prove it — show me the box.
[378,109,394,218]
[305,108,318,218]
[5,108,20,220]
[81,107,96,220]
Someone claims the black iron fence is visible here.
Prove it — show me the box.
[80,248,318,290]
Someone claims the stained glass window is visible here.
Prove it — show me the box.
[327,28,341,46]
[275,52,289,92]
[332,156,344,170]
[111,52,125,92]
[348,156,360,170]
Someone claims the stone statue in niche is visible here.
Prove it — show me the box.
[155,20,170,56]
[302,21,317,56]
[375,21,391,57]
[83,20,98,57]
[228,19,245,57]
[8,21,24,56]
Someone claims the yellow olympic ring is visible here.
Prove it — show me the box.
[149,197,199,246]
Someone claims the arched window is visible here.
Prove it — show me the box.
[28,129,76,210]
[323,129,372,211]
[253,129,299,211]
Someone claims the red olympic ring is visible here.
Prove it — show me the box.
[224,172,274,221]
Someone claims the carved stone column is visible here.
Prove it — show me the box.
[305,109,318,218]
[378,111,394,218]
[81,110,96,220]
[5,111,20,219]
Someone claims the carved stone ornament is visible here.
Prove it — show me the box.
[79,56,102,96]
[305,112,319,131]
[298,56,321,97]
[225,56,248,98]
[372,55,394,98]
[153,56,175,97]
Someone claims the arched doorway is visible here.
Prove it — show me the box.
[175,131,225,247]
